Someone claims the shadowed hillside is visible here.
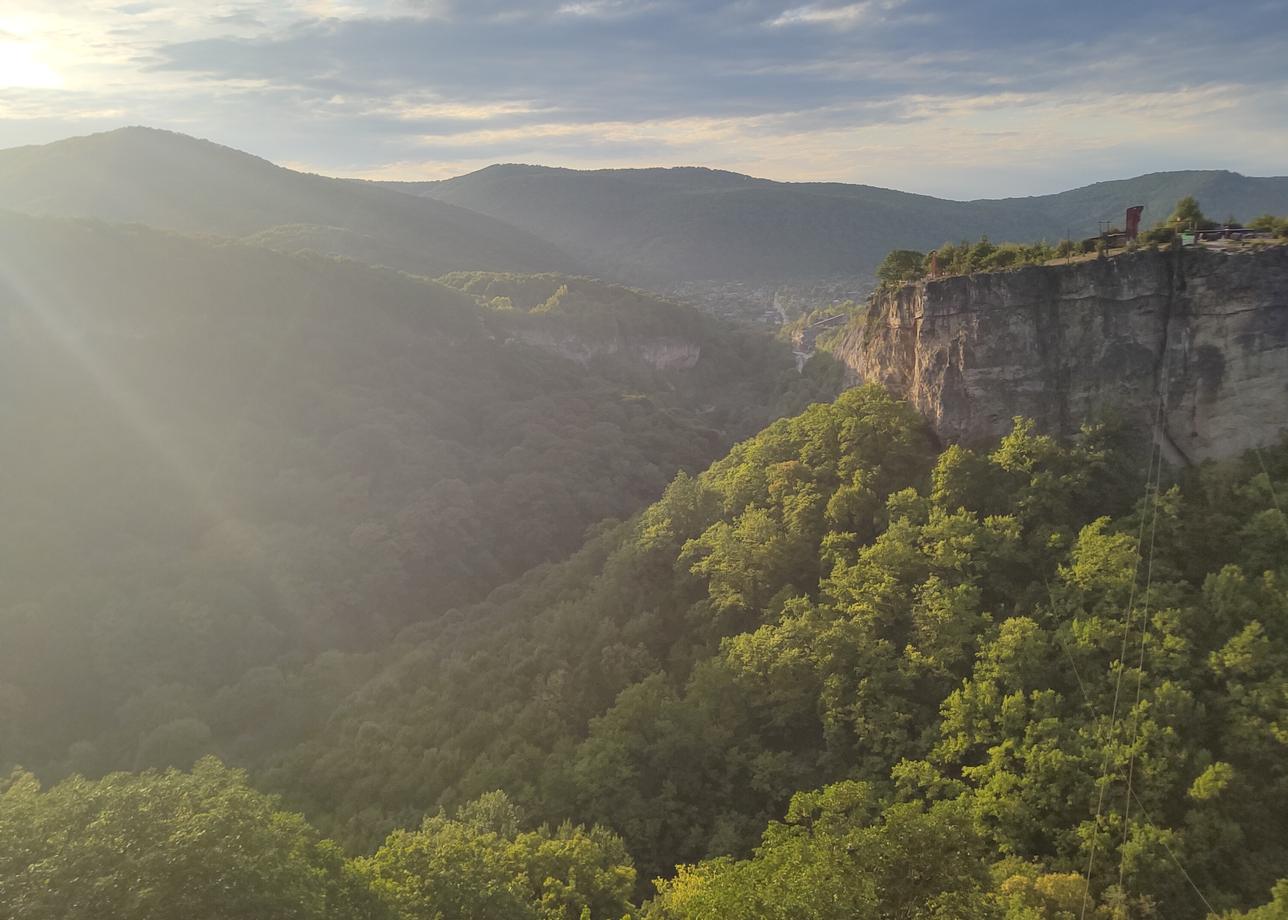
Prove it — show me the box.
[0,211,826,782]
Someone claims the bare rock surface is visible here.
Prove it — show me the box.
[835,246,1288,461]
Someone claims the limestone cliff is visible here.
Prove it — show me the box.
[503,327,702,370]
[834,246,1288,462]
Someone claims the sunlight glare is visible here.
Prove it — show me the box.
[0,40,62,89]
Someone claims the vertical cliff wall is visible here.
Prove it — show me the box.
[835,246,1288,462]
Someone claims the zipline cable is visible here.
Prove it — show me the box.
[1112,317,1179,901]
[1223,372,1288,542]
[1078,398,1166,920]
[1128,787,1220,917]
[1081,285,1182,916]
[1118,398,1168,888]
[1071,251,1287,914]
[1060,632,1222,918]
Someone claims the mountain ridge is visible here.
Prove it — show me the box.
[389,161,1288,284]
[7,127,1286,291]
[0,126,581,278]
[382,163,1287,203]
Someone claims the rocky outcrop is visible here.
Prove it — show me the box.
[834,246,1288,462]
[507,328,702,370]
[636,338,704,370]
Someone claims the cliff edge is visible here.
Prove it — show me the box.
[835,246,1288,462]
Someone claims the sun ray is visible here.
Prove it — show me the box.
[0,249,295,617]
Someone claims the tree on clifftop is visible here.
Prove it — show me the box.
[876,249,927,284]
[1169,195,1211,228]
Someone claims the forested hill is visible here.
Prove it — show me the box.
[6,362,1288,914]
[266,387,1288,918]
[1001,169,1288,237]
[398,165,1058,284]
[0,210,829,784]
[388,165,1288,284]
[0,127,578,277]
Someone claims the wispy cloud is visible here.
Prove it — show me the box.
[556,0,660,17]
[767,1,901,29]
[0,0,1286,196]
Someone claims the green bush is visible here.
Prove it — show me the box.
[876,249,927,284]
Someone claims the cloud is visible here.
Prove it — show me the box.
[767,1,900,29]
[209,10,265,27]
[555,0,661,17]
[0,0,1285,196]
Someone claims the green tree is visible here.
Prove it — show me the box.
[359,815,536,920]
[0,757,384,920]
[876,249,927,285]
[1248,215,1288,237]
[1170,195,1209,228]
[969,236,999,271]
[647,782,999,919]
[357,791,635,920]
[1221,880,1288,919]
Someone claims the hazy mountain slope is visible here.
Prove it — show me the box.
[1014,169,1288,232]
[388,165,1288,284]
[392,165,1055,283]
[0,127,577,276]
[11,127,1281,290]
[0,210,820,780]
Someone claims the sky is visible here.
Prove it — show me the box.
[0,0,1285,198]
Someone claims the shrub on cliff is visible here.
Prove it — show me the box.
[1249,214,1288,238]
[1168,195,1218,230]
[876,249,927,284]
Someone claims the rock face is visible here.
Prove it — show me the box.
[508,328,702,370]
[835,246,1288,462]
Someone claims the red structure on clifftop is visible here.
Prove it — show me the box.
[1125,205,1145,241]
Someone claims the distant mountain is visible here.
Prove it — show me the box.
[384,165,1288,284]
[1005,169,1288,234]
[0,127,577,277]
[7,125,1285,295]
[389,165,1052,284]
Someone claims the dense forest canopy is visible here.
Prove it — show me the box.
[5,386,1288,917]
[267,386,1288,916]
[0,760,635,920]
[0,211,833,786]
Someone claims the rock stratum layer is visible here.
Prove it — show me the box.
[507,327,702,370]
[836,246,1288,462]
